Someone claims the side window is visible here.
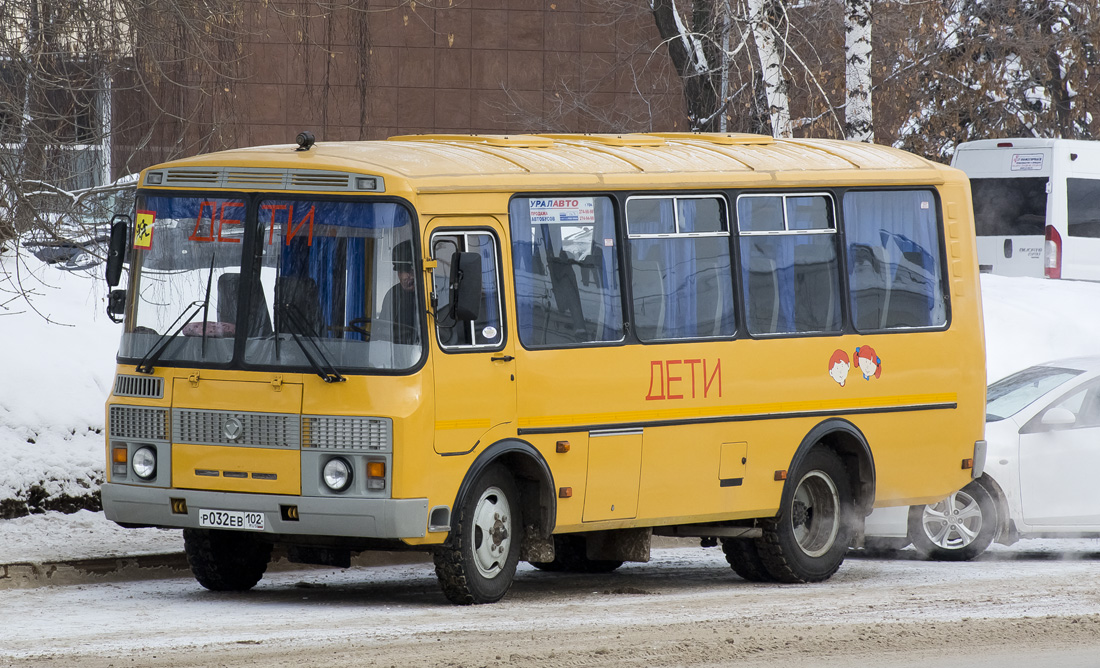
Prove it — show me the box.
[626,195,735,340]
[431,231,503,350]
[1067,178,1100,238]
[843,190,946,331]
[509,196,624,347]
[736,193,842,336]
[1028,382,1100,432]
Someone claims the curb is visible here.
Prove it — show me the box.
[0,549,433,590]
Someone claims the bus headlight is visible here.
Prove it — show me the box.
[322,457,353,492]
[132,446,157,480]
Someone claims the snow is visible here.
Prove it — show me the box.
[2,245,1100,565]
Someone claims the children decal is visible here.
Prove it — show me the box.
[828,349,850,387]
[854,345,882,380]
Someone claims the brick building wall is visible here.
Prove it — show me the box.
[118,0,685,172]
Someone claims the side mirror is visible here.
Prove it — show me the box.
[107,289,127,323]
[450,251,482,321]
[1041,406,1077,428]
[106,214,130,288]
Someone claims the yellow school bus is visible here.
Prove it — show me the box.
[101,132,986,604]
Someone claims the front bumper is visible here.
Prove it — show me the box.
[102,483,430,539]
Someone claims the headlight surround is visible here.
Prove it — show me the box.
[132,446,157,480]
[322,457,353,492]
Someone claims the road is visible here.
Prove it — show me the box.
[3,540,1100,667]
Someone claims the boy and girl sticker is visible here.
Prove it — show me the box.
[828,346,881,387]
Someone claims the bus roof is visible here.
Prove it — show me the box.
[140,133,953,194]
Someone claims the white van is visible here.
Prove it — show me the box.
[952,138,1100,280]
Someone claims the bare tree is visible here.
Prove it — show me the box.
[844,0,873,141]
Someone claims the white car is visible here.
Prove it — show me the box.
[864,356,1100,560]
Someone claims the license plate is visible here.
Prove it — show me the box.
[197,509,266,531]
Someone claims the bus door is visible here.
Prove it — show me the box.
[427,220,516,455]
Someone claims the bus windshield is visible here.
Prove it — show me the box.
[119,195,422,372]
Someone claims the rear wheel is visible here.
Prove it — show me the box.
[529,534,624,574]
[434,465,523,604]
[756,448,852,583]
[183,529,272,592]
[908,480,997,561]
[721,537,772,582]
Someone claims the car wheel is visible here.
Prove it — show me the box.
[908,480,997,561]
[433,464,523,604]
[183,528,272,592]
[755,448,853,583]
[721,537,773,582]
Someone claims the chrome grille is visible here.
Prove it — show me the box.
[109,405,168,441]
[113,375,164,399]
[173,409,300,448]
[302,415,392,452]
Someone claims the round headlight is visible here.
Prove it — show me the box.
[132,446,157,480]
[322,457,352,492]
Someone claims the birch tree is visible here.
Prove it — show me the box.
[844,0,873,141]
[746,0,792,137]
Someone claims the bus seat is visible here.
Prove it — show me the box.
[793,243,837,331]
[631,260,665,339]
[217,273,273,337]
[276,275,322,335]
[747,256,779,334]
[694,262,725,337]
[547,252,589,342]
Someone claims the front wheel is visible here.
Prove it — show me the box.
[183,529,272,592]
[908,480,997,561]
[756,448,852,583]
[433,465,524,604]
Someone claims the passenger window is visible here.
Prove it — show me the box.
[626,195,735,340]
[509,196,624,347]
[736,194,842,336]
[843,190,946,330]
[1068,178,1100,238]
[431,231,504,350]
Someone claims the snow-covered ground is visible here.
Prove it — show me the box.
[2,246,1100,564]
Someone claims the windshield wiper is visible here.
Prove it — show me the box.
[134,300,204,374]
[136,255,216,375]
[274,302,345,383]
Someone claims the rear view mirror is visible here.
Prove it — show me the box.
[450,251,482,321]
[106,215,130,288]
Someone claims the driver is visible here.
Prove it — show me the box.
[379,240,419,344]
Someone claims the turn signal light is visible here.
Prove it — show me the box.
[366,460,386,490]
[961,458,974,470]
[559,487,573,498]
[556,440,570,453]
[112,447,128,463]
[774,470,788,481]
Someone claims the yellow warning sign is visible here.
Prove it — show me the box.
[134,210,155,249]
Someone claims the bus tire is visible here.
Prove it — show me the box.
[183,528,272,592]
[529,534,624,574]
[756,448,852,583]
[907,480,996,561]
[721,537,773,582]
[433,465,523,604]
